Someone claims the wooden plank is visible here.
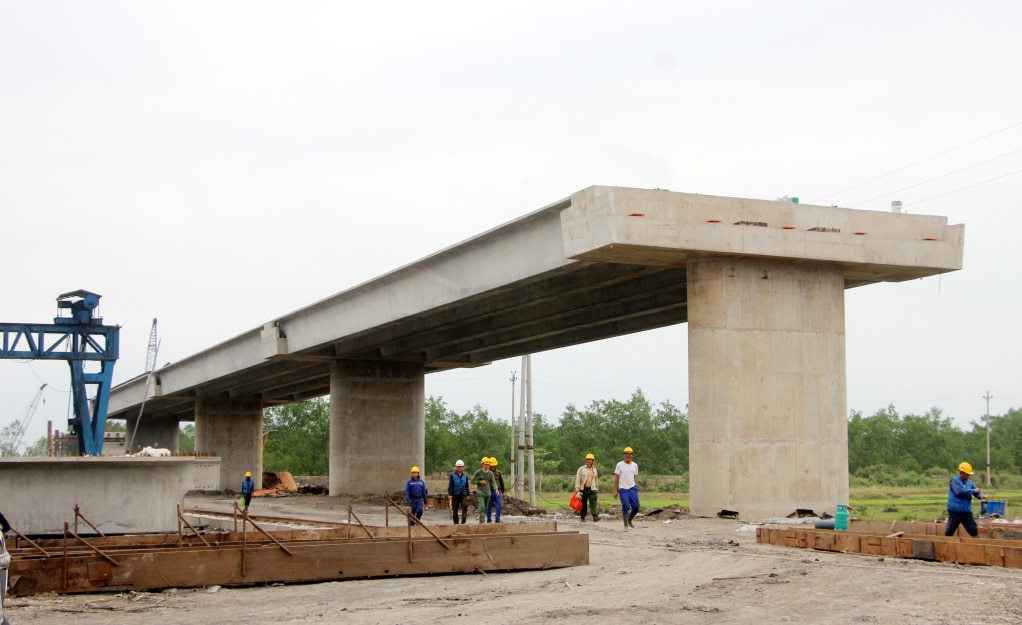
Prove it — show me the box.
[910,540,936,560]
[17,519,562,552]
[757,526,1022,570]
[8,530,588,596]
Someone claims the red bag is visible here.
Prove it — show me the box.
[569,492,583,511]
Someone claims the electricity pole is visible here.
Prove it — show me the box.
[509,371,517,494]
[526,354,536,506]
[516,355,527,500]
[984,390,993,486]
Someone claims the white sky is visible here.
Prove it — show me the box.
[2,1,1020,452]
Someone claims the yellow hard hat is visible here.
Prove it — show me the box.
[585,453,595,460]
[489,457,498,467]
[481,456,491,464]
[245,471,252,477]
[623,447,633,454]
[411,466,420,473]
[958,462,974,475]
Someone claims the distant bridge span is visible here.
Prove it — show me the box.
[109,186,963,519]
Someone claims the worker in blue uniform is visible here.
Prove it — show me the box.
[945,461,985,537]
[0,510,10,625]
[241,471,255,513]
[405,466,429,525]
[447,460,470,524]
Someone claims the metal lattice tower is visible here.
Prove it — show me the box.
[145,318,158,373]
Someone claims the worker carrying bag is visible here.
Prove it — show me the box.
[570,491,583,512]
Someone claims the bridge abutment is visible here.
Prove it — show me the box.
[329,360,425,496]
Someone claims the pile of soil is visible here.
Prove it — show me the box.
[500,495,547,516]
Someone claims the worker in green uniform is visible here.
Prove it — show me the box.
[471,457,496,524]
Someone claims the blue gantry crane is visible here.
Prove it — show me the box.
[0,290,120,455]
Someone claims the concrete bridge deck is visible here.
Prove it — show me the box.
[106,186,963,519]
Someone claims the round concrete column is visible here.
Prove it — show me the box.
[194,397,263,491]
[329,360,425,496]
[687,257,849,520]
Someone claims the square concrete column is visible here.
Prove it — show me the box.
[330,360,425,496]
[688,257,849,520]
[194,397,263,490]
[124,417,181,453]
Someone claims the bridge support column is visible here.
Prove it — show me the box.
[194,398,262,490]
[124,417,180,453]
[687,257,849,521]
[329,360,425,496]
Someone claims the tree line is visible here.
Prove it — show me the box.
[174,391,1022,485]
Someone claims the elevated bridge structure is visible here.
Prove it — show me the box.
[108,186,964,520]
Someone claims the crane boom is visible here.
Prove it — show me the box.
[7,384,47,454]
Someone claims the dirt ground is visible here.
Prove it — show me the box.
[5,493,1022,625]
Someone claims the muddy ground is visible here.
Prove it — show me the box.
[5,493,1021,625]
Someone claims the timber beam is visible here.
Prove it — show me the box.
[756,524,1022,568]
[6,522,587,596]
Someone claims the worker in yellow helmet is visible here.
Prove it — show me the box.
[405,466,428,526]
[574,453,600,522]
[945,461,985,537]
[471,457,496,524]
[614,447,640,529]
[241,471,255,513]
[487,457,505,523]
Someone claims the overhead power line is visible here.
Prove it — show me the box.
[808,121,1022,204]
[910,168,1022,207]
[849,148,1022,207]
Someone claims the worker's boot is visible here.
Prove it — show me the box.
[592,514,599,522]
[627,512,637,528]
[622,515,629,530]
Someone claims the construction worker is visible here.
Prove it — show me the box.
[471,457,496,524]
[613,446,640,529]
[241,471,255,512]
[945,461,985,537]
[405,466,429,526]
[487,457,505,523]
[0,511,10,625]
[448,460,470,524]
[574,453,600,522]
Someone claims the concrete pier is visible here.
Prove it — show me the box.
[329,360,425,496]
[194,398,263,490]
[123,416,181,453]
[687,257,848,519]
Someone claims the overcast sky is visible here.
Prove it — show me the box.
[2,1,1020,453]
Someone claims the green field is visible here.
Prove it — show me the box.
[528,485,1020,521]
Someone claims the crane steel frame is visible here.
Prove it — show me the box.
[0,291,119,455]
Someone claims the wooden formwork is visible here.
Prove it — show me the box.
[4,516,587,596]
[756,523,1022,569]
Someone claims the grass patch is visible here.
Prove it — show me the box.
[503,478,1021,521]
[532,491,689,512]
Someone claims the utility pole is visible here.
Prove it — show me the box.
[516,356,527,500]
[984,390,993,486]
[526,354,536,506]
[509,371,517,493]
